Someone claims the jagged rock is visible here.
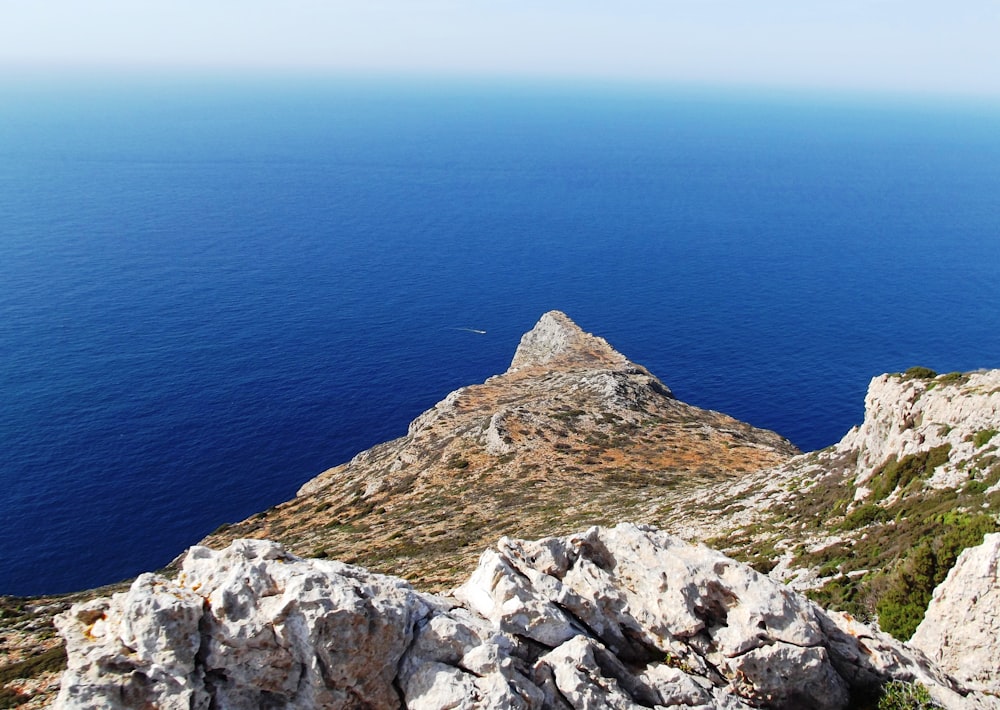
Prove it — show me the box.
[55,525,997,709]
[912,532,1000,694]
[55,541,430,709]
[54,574,205,709]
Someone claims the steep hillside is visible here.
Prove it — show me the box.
[676,367,1000,640]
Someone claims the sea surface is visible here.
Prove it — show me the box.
[2,76,999,596]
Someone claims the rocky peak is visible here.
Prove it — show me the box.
[507,310,629,373]
[204,312,795,590]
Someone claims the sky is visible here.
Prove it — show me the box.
[1,0,999,97]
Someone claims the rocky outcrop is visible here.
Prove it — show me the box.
[912,532,1000,694]
[55,525,996,709]
[837,369,1000,492]
[507,310,629,373]
[669,366,1000,624]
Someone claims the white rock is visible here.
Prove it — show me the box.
[55,527,1000,709]
[912,532,1000,694]
[837,370,1000,491]
[507,310,628,373]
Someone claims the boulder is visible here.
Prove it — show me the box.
[912,532,1000,694]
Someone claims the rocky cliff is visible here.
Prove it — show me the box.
[680,366,1000,641]
[53,525,1000,709]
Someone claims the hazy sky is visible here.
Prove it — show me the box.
[2,0,999,97]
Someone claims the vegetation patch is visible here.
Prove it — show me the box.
[973,428,997,449]
[934,371,969,388]
[0,686,30,709]
[837,503,888,531]
[807,574,873,622]
[898,367,937,381]
[0,645,66,684]
[869,445,951,501]
[877,680,940,709]
[876,512,997,640]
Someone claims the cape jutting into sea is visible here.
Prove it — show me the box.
[1,77,998,595]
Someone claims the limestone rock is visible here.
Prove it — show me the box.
[56,526,998,709]
[836,369,1000,492]
[912,532,1000,694]
[454,523,976,710]
[507,310,628,373]
[54,574,205,710]
[56,540,432,709]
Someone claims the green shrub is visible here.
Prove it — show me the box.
[901,367,938,380]
[839,503,887,530]
[877,680,940,709]
[973,429,997,449]
[0,645,66,684]
[936,371,969,387]
[806,574,872,622]
[964,480,988,495]
[876,543,936,639]
[870,445,952,501]
[876,513,998,640]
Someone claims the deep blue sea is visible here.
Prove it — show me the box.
[1,76,999,596]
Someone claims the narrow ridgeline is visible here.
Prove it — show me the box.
[200,311,798,589]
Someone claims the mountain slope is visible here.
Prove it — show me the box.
[200,311,798,589]
[5,313,999,707]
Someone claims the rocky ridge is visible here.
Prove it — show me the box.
[200,311,797,589]
[54,524,999,709]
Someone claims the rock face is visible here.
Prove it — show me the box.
[55,525,996,709]
[912,532,1000,694]
[838,369,1000,492]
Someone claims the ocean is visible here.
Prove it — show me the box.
[1,76,998,596]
